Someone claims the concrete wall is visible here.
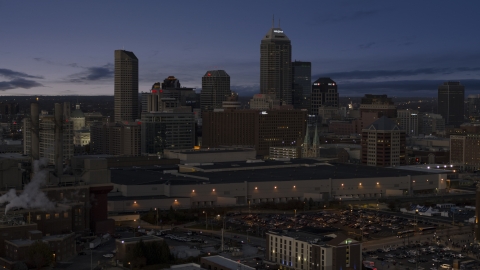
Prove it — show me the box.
[108,172,448,211]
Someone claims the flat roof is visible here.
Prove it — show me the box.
[202,256,255,270]
[111,160,444,186]
[108,195,187,202]
[116,235,162,244]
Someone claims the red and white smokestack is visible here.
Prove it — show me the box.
[54,103,63,179]
[30,103,40,161]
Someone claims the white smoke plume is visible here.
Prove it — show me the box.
[0,158,55,214]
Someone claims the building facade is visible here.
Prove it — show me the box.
[202,110,306,156]
[23,111,74,165]
[200,70,231,111]
[397,109,419,136]
[266,232,362,270]
[292,61,311,110]
[249,94,281,110]
[114,50,139,122]
[419,113,445,135]
[361,116,406,167]
[141,112,195,155]
[90,122,141,156]
[311,78,339,116]
[359,94,396,118]
[438,81,465,127]
[260,27,292,105]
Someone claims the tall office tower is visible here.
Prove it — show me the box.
[467,94,480,120]
[114,50,138,123]
[361,116,406,167]
[397,109,419,136]
[260,26,292,105]
[311,78,339,116]
[438,81,465,127]
[292,61,311,109]
[200,70,231,111]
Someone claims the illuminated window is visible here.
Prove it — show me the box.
[46,214,51,220]
[64,212,68,218]
[36,215,41,220]
[54,213,59,219]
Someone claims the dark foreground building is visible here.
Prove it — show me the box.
[202,109,306,156]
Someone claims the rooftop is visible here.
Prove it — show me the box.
[116,235,162,244]
[110,159,444,186]
[202,256,255,270]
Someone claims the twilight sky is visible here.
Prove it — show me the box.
[1,1,479,97]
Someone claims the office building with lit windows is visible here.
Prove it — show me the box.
[114,50,139,122]
[438,81,465,127]
[266,231,362,270]
[361,116,406,167]
[311,78,339,116]
[292,61,311,109]
[260,26,292,105]
[200,70,231,111]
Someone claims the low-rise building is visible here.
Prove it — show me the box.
[200,256,254,270]
[4,232,76,263]
[115,235,163,263]
[266,232,362,270]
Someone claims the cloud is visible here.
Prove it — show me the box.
[309,9,379,24]
[0,78,44,91]
[315,67,480,80]
[339,79,480,97]
[0,68,44,91]
[33,57,56,66]
[68,64,113,83]
[0,68,43,79]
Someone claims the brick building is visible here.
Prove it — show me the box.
[202,110,306,156]
[361,116,406,167]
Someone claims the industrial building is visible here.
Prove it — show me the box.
[107,158,448,212]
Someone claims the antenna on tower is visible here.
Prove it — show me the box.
[272,15,274,28]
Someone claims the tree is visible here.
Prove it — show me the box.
[26,241,52,270]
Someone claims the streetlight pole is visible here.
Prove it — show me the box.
[155,208,158,226]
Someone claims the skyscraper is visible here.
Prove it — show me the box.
[311,77,339,115]
[200,70,231,111]
[114,50,138,122]
[292,61,311,109]
[260,25,292,105]
[438,81,465,127]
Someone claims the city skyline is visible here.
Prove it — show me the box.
[1,1,480,97]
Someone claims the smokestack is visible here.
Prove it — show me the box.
[30,103,40,161]
[54,103,63,180]
[476,183,480,242]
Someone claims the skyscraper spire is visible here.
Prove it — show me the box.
[272,15,274,28]
[304,124,310,147]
